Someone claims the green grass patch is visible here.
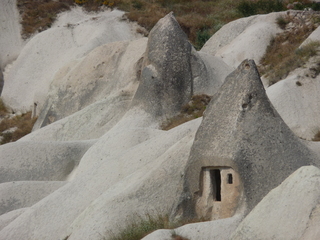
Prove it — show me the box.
[237,0,286,17]
[109,214,171,240]
[108,212,203,240]
[109,214,182,240]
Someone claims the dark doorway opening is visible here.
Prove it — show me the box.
[210,169,221,201]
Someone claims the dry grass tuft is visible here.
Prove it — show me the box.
[20,0,290,48]
[125,0,241,49]
[259,14,320,85]
[0,99,8,118]
[17,0,74,38]
[162,94,211,130]
[0,112,37,145]
[312,131,320,141]
[172,233,190,240]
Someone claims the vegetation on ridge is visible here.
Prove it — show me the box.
[17,0,309,49]
[259,13,320,85]
[17,0,74,38]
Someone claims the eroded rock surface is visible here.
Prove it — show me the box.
[201,12,282,68]
[178,59,318,221]
[1,9,141,113]
[0,0,23,69]
[0,141,94,183]
[231,166,320,240]
[133,12,193,118]
[33,38,147,131]
[0,181,66,215]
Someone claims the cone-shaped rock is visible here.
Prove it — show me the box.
[179,59,318,220]
[133,12,193,117]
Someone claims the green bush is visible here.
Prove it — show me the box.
[237,1,257,17]
[195,29,211,50]
[276,16,289,30]
[237,0,286,17]
[109,214,171,240]
[293,1,320,11]
[108,213,196,240]
[132,0,144,10]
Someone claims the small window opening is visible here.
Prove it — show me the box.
[227,173,233,184]
[210,169,221,201]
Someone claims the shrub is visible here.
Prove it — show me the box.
[132,0,144,10]
[276,16,289,30]
[237,0,286,17]
[108,213,197,240]
[237,1,257,17]
[292,1,320,11]
[195,29,211,50]
[74,0,116,11]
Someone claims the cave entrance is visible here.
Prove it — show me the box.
[210,169,221,201]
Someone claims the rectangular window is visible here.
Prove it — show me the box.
[227,173,233,184]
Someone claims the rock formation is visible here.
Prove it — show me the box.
[132,12,231,121]
[201,12,282,68]
[2,6,320,240]
[0,141,94,183]
[0,0,23,70]
[0,181,66,216]
[33,38,147,131]
[231,166,320,240]
[132,12,193,118]
[1,9,140,113]
[177,59,318,221]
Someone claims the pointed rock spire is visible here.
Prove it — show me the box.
[133,12,193,118]
[179,59,318,220]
